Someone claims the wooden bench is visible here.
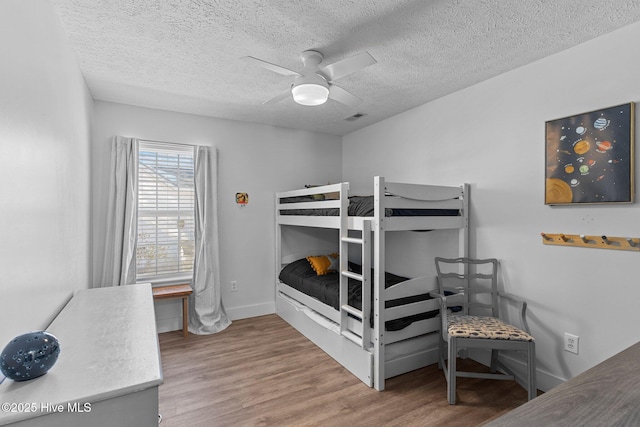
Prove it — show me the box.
[152,284,193,338]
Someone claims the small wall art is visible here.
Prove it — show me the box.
[545,102,634,204]
[235,192,248,206]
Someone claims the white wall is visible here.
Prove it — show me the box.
[343,22,640,391]
[0,0,92,345]
[91,101,342,330]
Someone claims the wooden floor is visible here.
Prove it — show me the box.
[158,314,528,427]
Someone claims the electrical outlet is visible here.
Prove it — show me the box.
[564,333,579,354]
[231,280,238,292]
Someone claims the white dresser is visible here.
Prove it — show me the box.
[0,284,163,426]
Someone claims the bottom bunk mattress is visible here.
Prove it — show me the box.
[278,258,439,331]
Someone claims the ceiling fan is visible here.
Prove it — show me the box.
[241,50,376,107]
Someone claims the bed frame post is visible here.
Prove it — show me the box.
[275,192,282,301]
[460,183,470,258]
[373,176,385,391]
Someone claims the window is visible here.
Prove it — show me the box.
[136,141,195,281]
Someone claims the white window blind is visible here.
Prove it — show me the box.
[136,141,195,280]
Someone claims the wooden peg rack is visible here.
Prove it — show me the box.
[540,233,640,252]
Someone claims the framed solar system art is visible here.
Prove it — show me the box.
[545,102,634,205]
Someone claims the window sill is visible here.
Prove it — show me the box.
[137,274,192,287]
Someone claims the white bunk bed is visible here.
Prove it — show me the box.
[275,176,469,391]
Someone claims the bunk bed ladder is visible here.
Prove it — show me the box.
[339,220,372,351]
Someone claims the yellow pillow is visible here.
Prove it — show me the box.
[306,253,339,275]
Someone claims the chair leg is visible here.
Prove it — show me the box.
[527,341,537,400]
[448,338,457,404]
[489,349,499,373]
[438,334,445,370]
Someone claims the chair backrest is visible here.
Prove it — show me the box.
[435,257,499,318]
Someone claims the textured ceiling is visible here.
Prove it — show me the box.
[51,0,640,136]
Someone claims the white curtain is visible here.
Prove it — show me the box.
[100,137,229,333]
[189,146,231,334]
[99,136,138,287]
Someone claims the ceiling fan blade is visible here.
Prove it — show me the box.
[319,51,376,81]
[262,88,292,105]
[241,56,300,77]
[328,84,362,108]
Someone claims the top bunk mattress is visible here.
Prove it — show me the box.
[279,195,460,217]
[278,258,439,331]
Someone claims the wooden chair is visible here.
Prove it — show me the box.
[431,257,536,404]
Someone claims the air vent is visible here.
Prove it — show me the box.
[345,113,366,121]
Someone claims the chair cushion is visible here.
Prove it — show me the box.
[448,315,534,341]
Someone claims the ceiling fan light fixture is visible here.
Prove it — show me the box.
[292,83,329,106]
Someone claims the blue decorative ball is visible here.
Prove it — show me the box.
[0,331,60,382]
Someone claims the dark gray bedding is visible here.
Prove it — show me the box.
[279,195,459,217]
[278,258,439,331]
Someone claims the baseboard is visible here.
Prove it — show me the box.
[155,300,275,333]
[225,301,276,321]
[469,348,564,393]
[156,318,182,334]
